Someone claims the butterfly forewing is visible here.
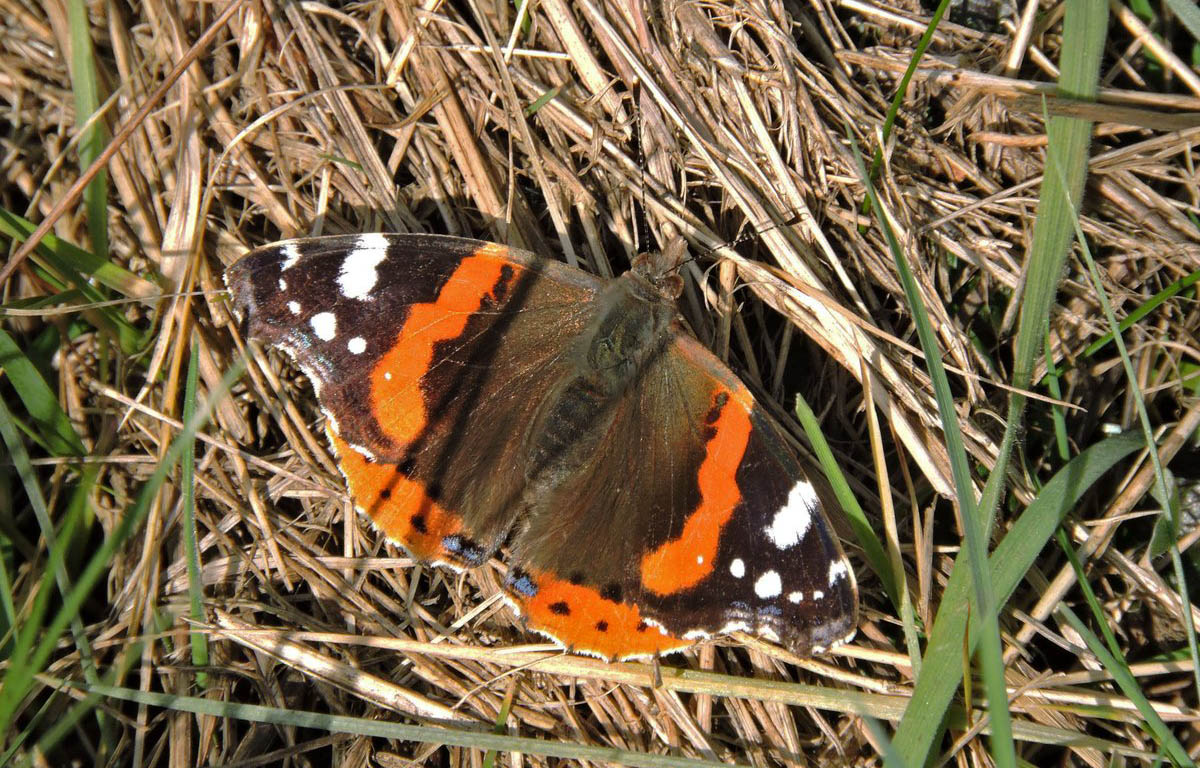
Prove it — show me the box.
[228,234,603,565]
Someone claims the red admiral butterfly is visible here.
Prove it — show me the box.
[226,233,857,659]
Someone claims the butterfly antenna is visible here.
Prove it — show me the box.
[634,85,653,257]
[682,211,807,273]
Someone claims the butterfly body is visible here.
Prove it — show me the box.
[226,233,857,659]
[526,264,686,493]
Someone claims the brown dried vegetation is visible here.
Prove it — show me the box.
[3,0,1200,766]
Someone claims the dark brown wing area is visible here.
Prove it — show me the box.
[226,234,603,567]
[505,332,857,657]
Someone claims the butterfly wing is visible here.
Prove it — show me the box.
[505,332,857,658]
[226,233,604,567]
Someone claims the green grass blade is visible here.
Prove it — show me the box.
[59,681,744,768]
[1054,529,1192,766]
[869,0,952,182]
[23,641,142,766]
[1163,0,1200,39]
[0,360,244,738]
[0,329,85,457]
[985,432,1144,611]
[894,431,1142,761]
[182,340,209,688]
[0,210,155,300]
[857,147,1015,767]
[0,397,91,745]
[1057,606,1192,766]
[891,0,1109,760]
[794,392,900,608]
[1080,268,1200,358]
[1014,0,1107,397]
[0,484,15,661]
[1064,142,1200,703]
[24,264,144,357]
[1056,530,1195,763]
[66,0,108,260]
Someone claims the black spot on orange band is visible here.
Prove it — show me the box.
[511,567,690,659]
[329,429,464,564]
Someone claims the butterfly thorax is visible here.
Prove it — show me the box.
[524,271,676,488]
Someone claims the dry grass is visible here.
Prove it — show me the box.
[3,0,1200,765]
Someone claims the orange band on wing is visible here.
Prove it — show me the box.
[516,569,691,659]
[639,388,752,596]
[369,246,518,447]
[329,430,463,562]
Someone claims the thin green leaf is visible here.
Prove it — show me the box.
[894,432,1143,761]
[524,84,563,116]
[0,359,244,736]
[61,681,743,768]
[1163,0,1200,41]
[1066,135,1200,704]
[66,0,109,260]
[0,329,85,457]
[22,641,143,766]
[22,261,145,357]
[857,145,1015,767]
[1147,469,1179,560]
[0,397,95,742]
[1081,268,1200,358]
[891,0,1109,760]
[182,340,209,687]
[868,0,953,182]
[1055,529,1192,766]
[0,499,13,662]
[793,393,900,608]
[1042,334,1070,461]
[0,208,157,300]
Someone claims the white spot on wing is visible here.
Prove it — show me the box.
[788,591,804,603]
[813,589,824,599]
[280,242,301,271]
[696,555,704,565]
[278,278,287,291]
[310,311,337,341]
[828,559,849,585]
[287,301,301,314]
[764,480,816,549]
[730,558,745,578]
[754,570,782,599]
[337,233,389,300]
[347,336,366,354]
[383,371,392,380]
[719,620,751,634]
